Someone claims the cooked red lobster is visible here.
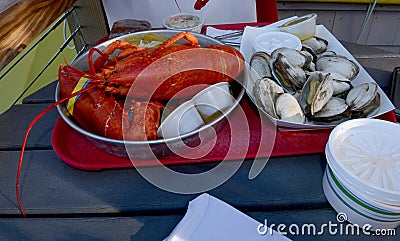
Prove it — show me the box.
[58,31,244,141]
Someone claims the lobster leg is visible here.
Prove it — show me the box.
[156,31,199,52]
[90,40,145,73]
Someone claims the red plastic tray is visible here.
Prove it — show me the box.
[52,97,397,170]
[54,22,397,170]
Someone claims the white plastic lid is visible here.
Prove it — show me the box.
[326,119,400,205]
[252,31,302,54]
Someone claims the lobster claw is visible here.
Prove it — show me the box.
[194,0,209,10]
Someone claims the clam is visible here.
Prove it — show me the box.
[300,46,317,72]
[317,50,336,59]
[316,71,352,95]
[301,45,317,62]
[346,82,380,117]
[249,51,272,82]
[311,74,334,115]
[301,49,316,64]
[316,55,360,80]
[331,78,352,96]
[271,47,312,68]
[307,62,316,72]
[302,36,328,54]
[313,97,350,122]
[271,53,307,93]
[253,77,284,118]
[275,93,305,124]
[300,72,334,116]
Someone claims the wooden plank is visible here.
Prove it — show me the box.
[314,11,335,31]
[0,150,329,215]
[331,10,367,43]
[366,11,400,45]
[278,11,296,21]
[394,21,400,46]
[340,40,399,57]
[0,104,57,150]
[376,46,400,54]
[22,81,57,104]
[375,3,400,11]
[0,209,397,240]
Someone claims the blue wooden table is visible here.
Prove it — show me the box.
[0,41,398,240]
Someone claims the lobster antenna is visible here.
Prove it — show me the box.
[16,84,96,218]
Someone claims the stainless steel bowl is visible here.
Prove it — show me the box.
[55,30,245,160]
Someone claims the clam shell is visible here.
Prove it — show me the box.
[317,50,336,59]
[300,72,334,116]
[346,82,380,117]
[271,53,307,93]
[313,97,349,121]
[316,55,360,80]
[275,93,305,124]
[311,73,334,115]
[249,51,272,82]
[331,79,351,95]
[302,36,328,54]
[301,45,317,63]
[271,47,312,68]
[312,71,352,95]
[253,77,284,118]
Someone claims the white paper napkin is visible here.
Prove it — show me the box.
[163,193,291,241]
[206,17,297,57]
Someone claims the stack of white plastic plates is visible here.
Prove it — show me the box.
[323,118,400,230]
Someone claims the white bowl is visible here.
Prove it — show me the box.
[192,82,235,123]
[157,100,205,139]
[163,13,204,33]
[279,13,317,40]
[252,31,301,55]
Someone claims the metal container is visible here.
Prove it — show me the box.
[55,30,245,160]
[390,66,400,119]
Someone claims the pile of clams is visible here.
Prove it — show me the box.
[249,36,381,125]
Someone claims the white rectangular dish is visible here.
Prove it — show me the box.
[241,23,395,129]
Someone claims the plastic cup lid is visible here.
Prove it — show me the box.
[327,119,400,194]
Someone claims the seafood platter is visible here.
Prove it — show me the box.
[55,30,246,159]
[243,17,395,129]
